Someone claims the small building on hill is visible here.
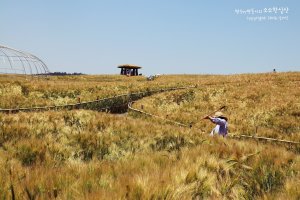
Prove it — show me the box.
[118,64,141,76]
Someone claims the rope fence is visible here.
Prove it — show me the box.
[2,84,298,147]
[0,86,196,114]
[230,134,300,145]
[128,102,190,127]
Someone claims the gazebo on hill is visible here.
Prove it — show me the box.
[118,64,141,76]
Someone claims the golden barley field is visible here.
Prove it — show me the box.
[0,72,299,199]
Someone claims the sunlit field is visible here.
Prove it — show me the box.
[0,72,299,199]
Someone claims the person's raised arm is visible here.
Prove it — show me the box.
[204,115,214,122]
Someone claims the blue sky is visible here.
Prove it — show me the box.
[1,0,299,75]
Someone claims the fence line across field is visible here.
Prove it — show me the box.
[3,84,297,147]
[0,86,196,114]
[128,102,190,127]
[231,134,300,145]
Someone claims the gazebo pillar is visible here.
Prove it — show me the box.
[120,68,125,75]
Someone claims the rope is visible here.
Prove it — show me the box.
[128,103,300,146]
[128,102,190,127]
[230,134,300,145]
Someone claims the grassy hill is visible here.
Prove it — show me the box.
[0,72,299,199]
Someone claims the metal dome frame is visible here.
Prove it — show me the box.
[0,45,50,75]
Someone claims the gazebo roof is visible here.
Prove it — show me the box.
[118,64,142,69]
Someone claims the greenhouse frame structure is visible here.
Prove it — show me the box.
[0,45,50,75]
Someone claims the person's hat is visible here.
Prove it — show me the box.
[214,111,225,118]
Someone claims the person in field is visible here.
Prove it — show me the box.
[204,111,228,137]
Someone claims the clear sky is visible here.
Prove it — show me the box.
[1,0,299,75]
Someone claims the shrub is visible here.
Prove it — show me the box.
[15,141,46,166]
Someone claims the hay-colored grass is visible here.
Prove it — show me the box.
[0,72,299,199]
